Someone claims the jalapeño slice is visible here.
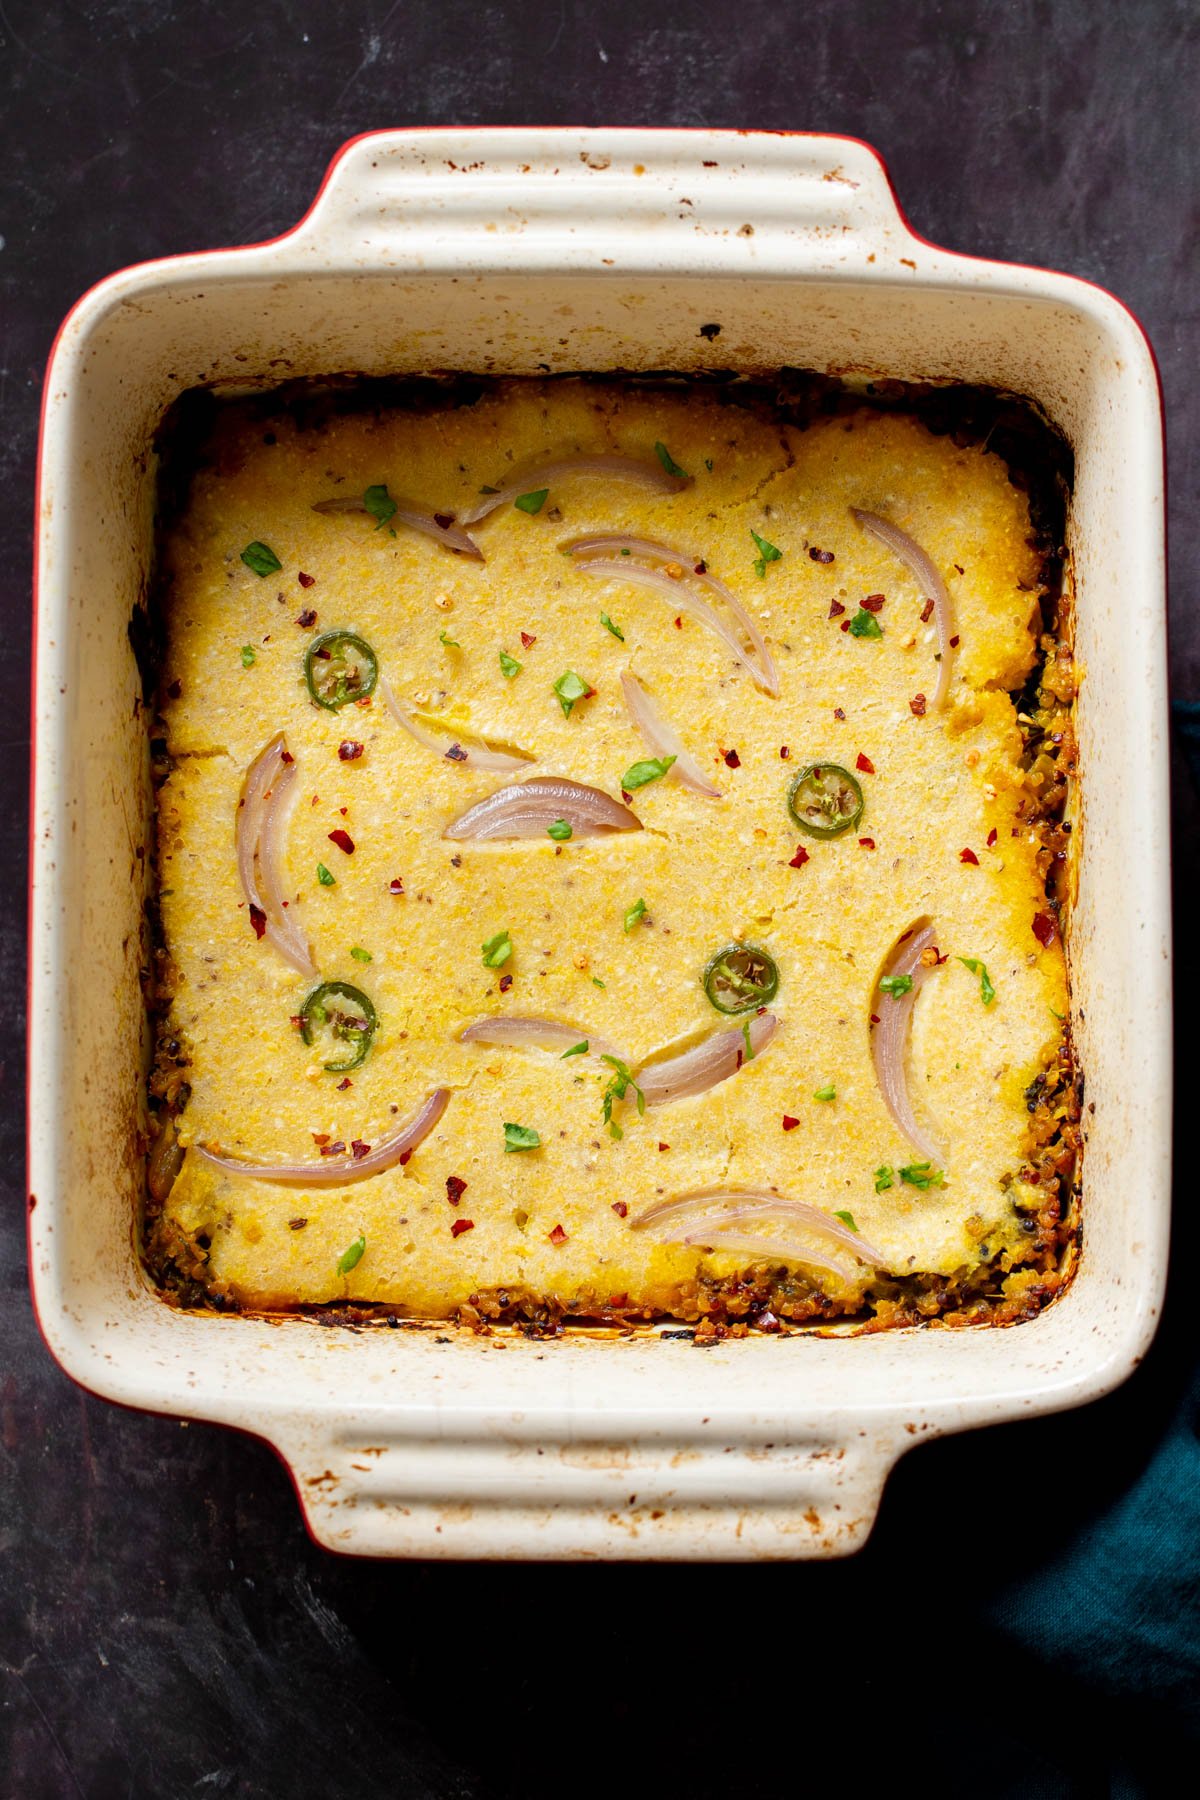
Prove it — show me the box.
[305,631,379,711]
[787,762,864,838]
[299,980,378,1071]
[702,942,779,1015]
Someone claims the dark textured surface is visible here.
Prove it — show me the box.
[2,2,1196,1794]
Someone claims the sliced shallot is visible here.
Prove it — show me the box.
[631,1187,885,1279]
[380,675,534,772]
[312,495,482,559]
[444,776,642,841]
[851,508,957,709]
[236,734,316,978]
[620,672,722,799]
[460,1016,621,1061]
[566,535,779,695]
[193,1088,450,1186]
[458,453,690,527]
[870,919,944,1161]
[637,1012,777,1106]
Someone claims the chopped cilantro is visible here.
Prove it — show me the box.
[600,1054,645,1132]
[514,488,549,515]
[874,1165,895,1193]
[592,976,606,988]
[813,1082,836,1102]
[316,863,335,887]
[439,629,461,649]
[547,819,572,841]
[350,946,372,963]
[336,1233,366,1275]
[240,541,282,577]
[503,1122,541,1152]
[600,611,625,641]
[834,1210,858,1232]
[623,897,647,933]
[499,649,522,678]
[622,755,676,791]
[362,483,397,530]
[561,1041,588,1058]
[900,1161,945,1190]
[240,645,256,668]
[848,608,884,639]
[879,973,914,999]
[654,440,688,478]
[553,670,591,717]
[958,956,996,1006]
[750,528,782,578]
[481,929,512,969]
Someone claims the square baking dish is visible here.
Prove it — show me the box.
[29,129,1170,1559]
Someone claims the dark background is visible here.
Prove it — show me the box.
[2,2,1196,1794]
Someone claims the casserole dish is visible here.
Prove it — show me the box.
[29,129,1170,1559]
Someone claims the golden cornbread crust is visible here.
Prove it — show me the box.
[142,376,1078,1337]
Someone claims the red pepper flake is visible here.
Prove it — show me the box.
[320,1140,346,1157]
[328,829,355,854]
[296,608,318,628]
[674,615,683,629]
[445,743,468,762]
[451,1218,474,1238]
[499,973,513,993]
[987,827,998,847]
[338,740,364,762]
[311,1133,330,1146]
[657,1142,670,1151]
[859,836,876,849]
[336,1077,352,1091]
[839,618,851,633]
[949,634,960,648]
[350,1139,371,1160]
[910,693,927,716]
[960,847,980,865]
[1032,911,1057,947]
[861,593,885,613]
[780,745,790,759]
[298,572,316,589]
[788,845,810,869]
[519,631,537,648]
[388,877,404,895]
[398,1149,413,1166]
[834,707,846,721]
[314,646,331,661]
[694,559,708,574]
[166,678,182,699]
[446,1175,467,1206]
[920,598,935,623]
[280,749,294,765]
[609,1292,629,1308]
[289,1014,305,1030]
[782,1115,800,1131]
[723,748,741,769]
[433,512,455,530]
[248,903,267,940]
[548,1223,568,1245]
[611,1200,628,1218]
[809,547,835,564]
[855,751,875,774]
[828,599,845,619]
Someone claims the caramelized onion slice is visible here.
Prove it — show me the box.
[236,734,317,978]
[380,675,534,772]
[312,496,482,559]
[851,508,957,709]
[631,1187,885,1279]
[458,454,690,527]
[620,672,721,799]
[566,535,779,695]
[444,776,642,841]
[460,1016,621,1061]
[637,1012,776,1106]
[871,920,944,1161]
[194,1089,450,1187]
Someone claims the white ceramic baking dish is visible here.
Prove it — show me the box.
[29,129,1170,1559]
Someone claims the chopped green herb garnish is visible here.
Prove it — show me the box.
[350,946,372,963]
[622,755,676,791]
[879,973,914,999]
[654,440,688,479]
[600,611,625,641]
[848,608,884,639]
[592,976,606,988]
[561,1041,588,1058]
[499,650,522,679]
[741,1019,754,1061]
[553,670,591,717]
[874,1165,895,1193]
[514,488,549,515]
[751,528,782,578]
[547,819,572,841]
[240,645,257,668]
[624,897,647,933]
[439,629,461,649]
[363,483,397,530]
[900,1161,946,1190]
[503,1122,541,1152]
[813,1082,836,1102]
[600,1054,645,1132]
[316,863,335,887]
[337,1233,366,1275]
[241,540,282,577]
[834,1210,858,1232]
[481,929,512,969]
[958,956,996,1006]
[608,1119,624,1140]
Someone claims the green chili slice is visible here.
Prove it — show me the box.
[304,630,379,711]
[299,980,378,1072]
[702,941,779,1015]
[786,762,864,838]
